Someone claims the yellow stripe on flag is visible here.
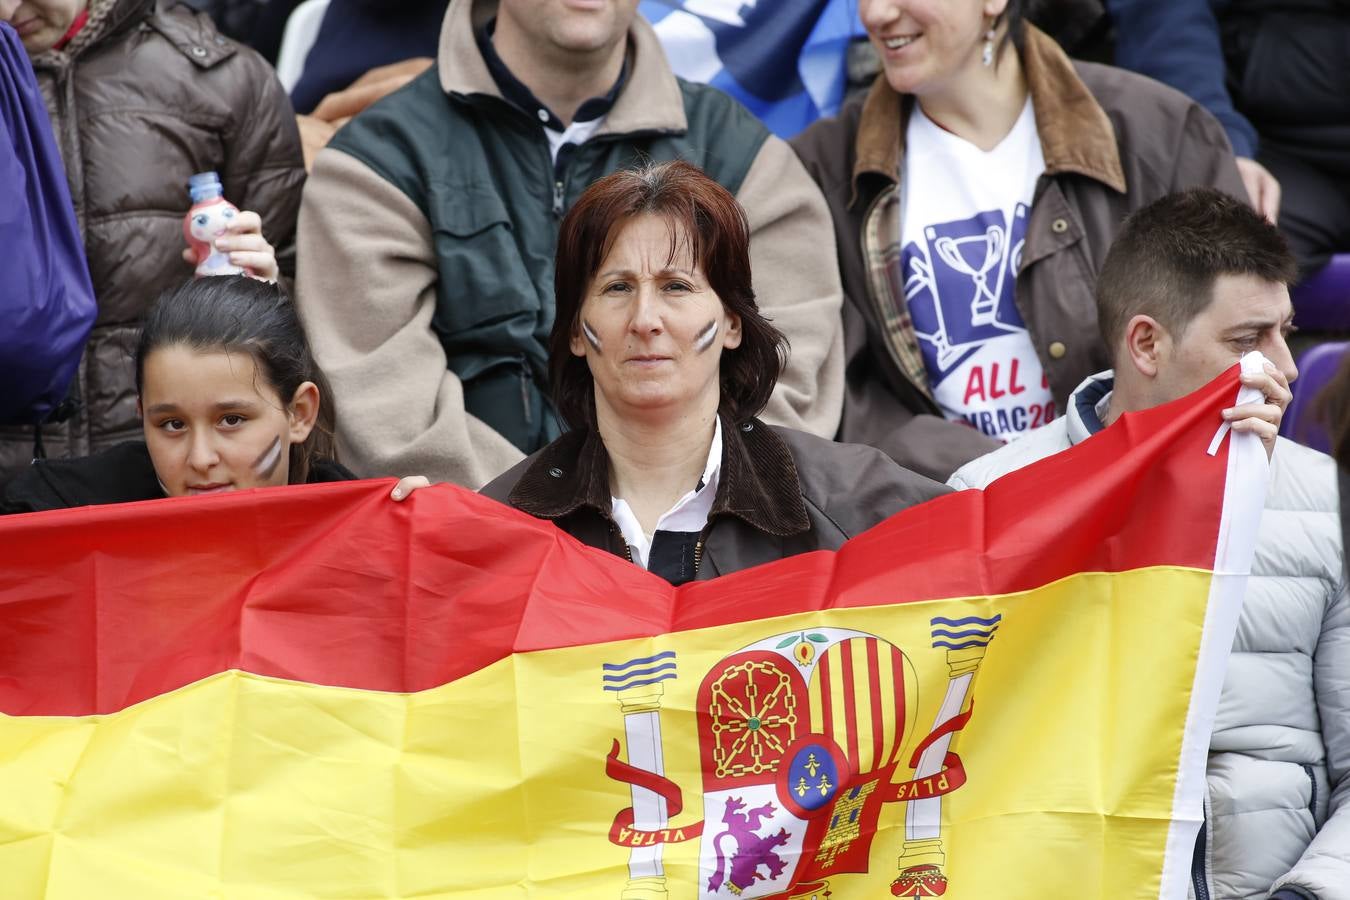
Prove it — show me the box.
[0,568,1210,899]
[808,651,825,739]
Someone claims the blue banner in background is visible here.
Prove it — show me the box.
[640,0,867,138]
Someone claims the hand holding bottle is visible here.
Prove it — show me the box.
[182,171,278,282]
[181,209,278,282]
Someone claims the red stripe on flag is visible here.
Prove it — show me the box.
[891,646,907,766]
[0,367,1241,716]
[841,640,860,771]
[867,638,884,771]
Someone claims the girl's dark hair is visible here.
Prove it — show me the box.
[135,276,337,483]
[550,160,788,430]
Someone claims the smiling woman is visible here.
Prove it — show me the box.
[3,277,356,513]
[789,0,1250,481]
[478,161,948,585]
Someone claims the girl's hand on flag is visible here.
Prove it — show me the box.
[390,476,432,501]
[1225,361,1292,459]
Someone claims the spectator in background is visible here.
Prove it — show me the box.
[0,19,94,429]
[294,58,435,170]
[271,1,445,168]
[296,0,846,489]
[639,0,867,139]
[182,0,300,63]
[790,0,1246,482]
[288,0,446,115]
[287,0,446,168]
[950,189,1349,900]
[1108,0,1350,276]
[0,0,305,487]
[247,0,451,170]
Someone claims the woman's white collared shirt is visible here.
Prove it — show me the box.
[609,418,723,569]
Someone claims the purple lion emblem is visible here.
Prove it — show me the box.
[707,796,791,894]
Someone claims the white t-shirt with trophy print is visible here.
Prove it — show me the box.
[899,97,1056,441]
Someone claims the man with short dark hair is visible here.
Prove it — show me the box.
[950,188,1349,899]
[295,0,846,489]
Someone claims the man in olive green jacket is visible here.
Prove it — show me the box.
[296,0,845,488]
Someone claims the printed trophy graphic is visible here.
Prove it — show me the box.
[905,206,1028,375]
[934,225,1003,331]
[601,617,1002,897]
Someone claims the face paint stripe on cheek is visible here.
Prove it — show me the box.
[582,319,603,352]
[252,435,283,480]
[693,320,719,353]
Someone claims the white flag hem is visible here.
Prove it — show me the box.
[1159,351,1272,899]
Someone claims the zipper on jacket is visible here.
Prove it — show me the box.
[552,179,565,216]
[1190,813,1210,900]
[608,521,704,577]
[692,516,718,580]
[1303,763,1319,816]
[517,355,533,426]
[609,522,634,564]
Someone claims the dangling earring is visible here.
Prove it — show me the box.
[982,22,997,67]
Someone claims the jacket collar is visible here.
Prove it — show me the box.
[437,0,686,136]
[1021,26,1126,192]
[850,24,1126,202]
[507,418,810,538]
[475,18,628,129]
[144,0,239,69]
[1065,369,1115,445]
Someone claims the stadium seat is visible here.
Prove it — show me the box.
[1293,254,1350,331]
[274,0,331,94]
[1281,340,1348,453]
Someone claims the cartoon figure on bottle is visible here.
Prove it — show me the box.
[184,171,251,278]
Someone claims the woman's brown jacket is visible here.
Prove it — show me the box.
[0,0,305,485]
[790,25,1247,481]
[481,418,948,582]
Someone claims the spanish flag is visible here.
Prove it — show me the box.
[0,362,1268,899]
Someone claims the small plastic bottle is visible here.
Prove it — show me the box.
[184,171,250,277]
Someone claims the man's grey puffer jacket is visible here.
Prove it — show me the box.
[949,371,1350,900]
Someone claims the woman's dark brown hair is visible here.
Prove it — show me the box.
[135,275,338,483]
[550,159,788,430]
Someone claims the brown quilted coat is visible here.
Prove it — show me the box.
[0,0,305,484]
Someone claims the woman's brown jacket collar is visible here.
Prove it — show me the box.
[850,24,1127,205]
[504,417,811,539]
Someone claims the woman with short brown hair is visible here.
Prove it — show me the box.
[481,160,945,585]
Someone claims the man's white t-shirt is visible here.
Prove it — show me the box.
[899,98,1056,441]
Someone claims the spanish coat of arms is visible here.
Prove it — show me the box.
[601,617,1001,898]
